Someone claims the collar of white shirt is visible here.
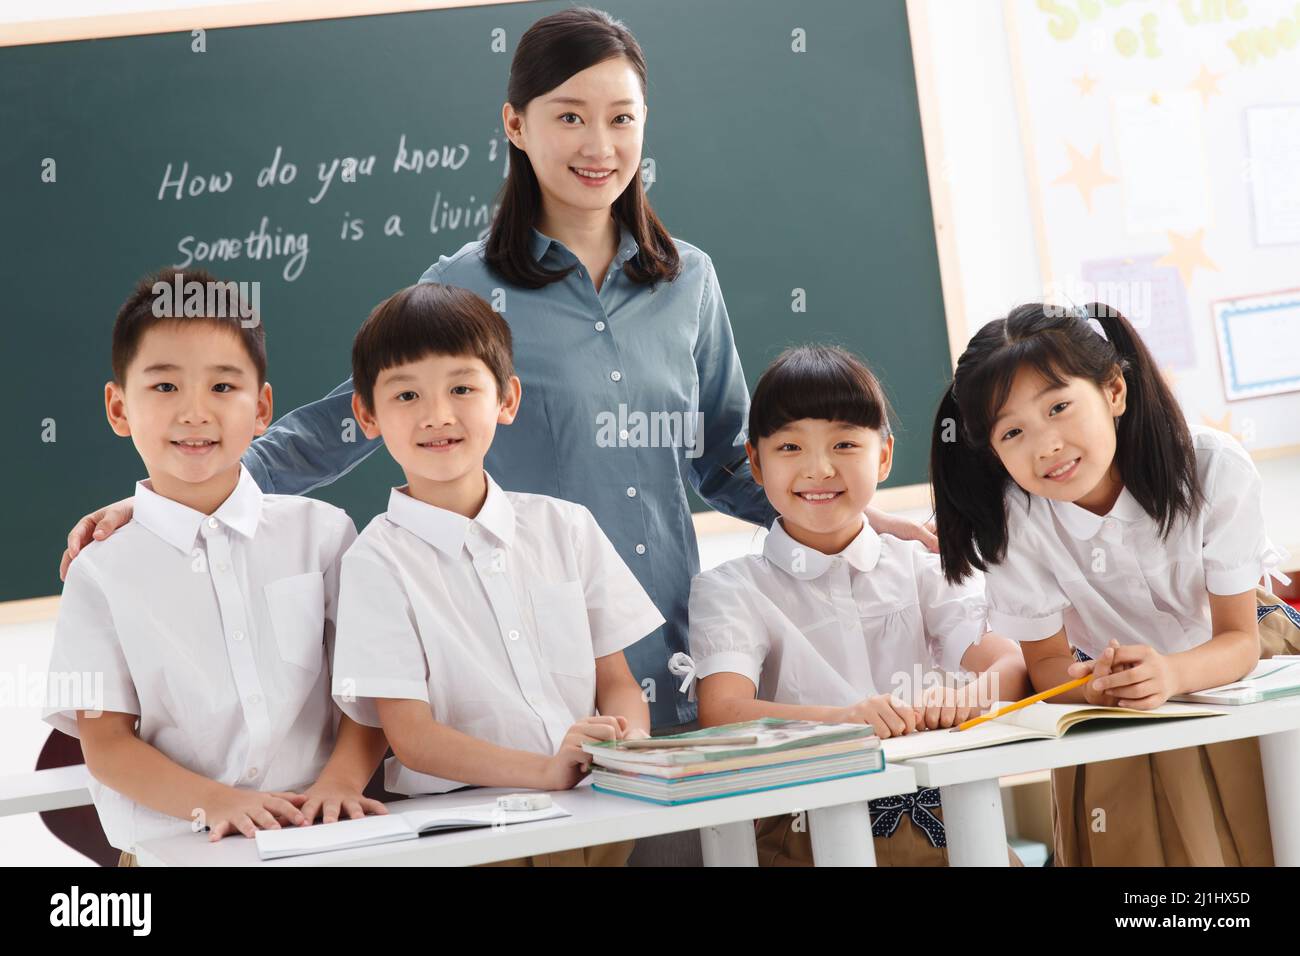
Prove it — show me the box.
[1048,486,1147,540]
[132,462,263,553]
[762,515,882,580]
[385,471,516,556]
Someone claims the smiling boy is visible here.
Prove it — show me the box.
[43,268,388,865]
[331,281,665,866]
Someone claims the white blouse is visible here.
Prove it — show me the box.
[985,426,1284,659]
[686,517,989,706]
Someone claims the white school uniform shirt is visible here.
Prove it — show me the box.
[686,517,989,707]
[42,464,356,852]
[984,427,1284,660]
[331,472,666,795]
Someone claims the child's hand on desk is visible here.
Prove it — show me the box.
[1083,643,1176,710]
[297,775,389,826]
[202,787,310,841]
[540,716,627,790]
[840,694,919,739]
[914,684,981,730]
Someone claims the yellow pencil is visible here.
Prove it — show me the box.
[951,674,1093,733]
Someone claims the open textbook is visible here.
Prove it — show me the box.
[254,800,570,861]
[880,700,1224,762]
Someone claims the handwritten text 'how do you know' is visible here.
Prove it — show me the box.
[158,136,506,282]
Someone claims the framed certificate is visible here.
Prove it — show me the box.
[1212,290,1300,402]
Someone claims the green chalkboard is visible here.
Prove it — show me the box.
[0,0,952,602]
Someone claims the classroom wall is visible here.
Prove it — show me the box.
[919,0,1045,321]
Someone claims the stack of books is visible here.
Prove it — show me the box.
[583,718,883,806]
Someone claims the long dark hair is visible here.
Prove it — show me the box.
[930,302,1203,583]
[485,7,681,289]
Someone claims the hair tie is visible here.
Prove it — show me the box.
[1071,302,1108,342]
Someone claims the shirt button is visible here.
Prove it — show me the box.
[635,543,646,555]
[206,517,219,529]
[626,487,637,498]
[246,768,258,780]
[594,321,606,332]
[610,370,622,382]
[618,429,629,442]
[232,630,245,641]
[216,562,229,572]
[248,694,261,705]
[508,629,520,642]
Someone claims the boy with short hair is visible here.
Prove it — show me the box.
[333,282,665,866]
[44,267,389,865]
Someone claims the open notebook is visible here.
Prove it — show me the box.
[254,800,570,861]
[880,700,1224,762]
[1172,657,1300,705]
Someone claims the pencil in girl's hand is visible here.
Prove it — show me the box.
[951,675,1093,732]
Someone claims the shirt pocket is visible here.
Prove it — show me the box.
[529,580,596,678]
[263,571,327,675]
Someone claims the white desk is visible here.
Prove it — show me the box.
[0,764,91,816]
[897,698,1300,866]
[135,765,917,867]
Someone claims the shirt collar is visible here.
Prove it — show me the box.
[385,471,516,557]
[133,463,263,553]
[762,516,882,580]
[1049,487,1147,540]
[529,220,640,266]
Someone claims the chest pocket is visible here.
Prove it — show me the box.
[264,571,326,675]
[530,580,596,677]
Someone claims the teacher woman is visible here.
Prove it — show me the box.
[61,7,931,731]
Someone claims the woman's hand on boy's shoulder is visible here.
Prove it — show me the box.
[60,496,135,581]
[864,506,939,554]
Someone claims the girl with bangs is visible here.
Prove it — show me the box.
[688,345,1029,866]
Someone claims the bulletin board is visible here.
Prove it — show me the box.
[1004,0,1300,458]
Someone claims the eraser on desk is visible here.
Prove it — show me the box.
[497,793,553,812]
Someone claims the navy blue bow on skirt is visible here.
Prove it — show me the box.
[868,787,945,848]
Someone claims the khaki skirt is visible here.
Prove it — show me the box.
[1052,588,1299,867]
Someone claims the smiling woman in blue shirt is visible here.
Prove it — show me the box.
[60,6,932,730]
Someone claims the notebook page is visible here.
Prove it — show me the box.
[255,813,416,858]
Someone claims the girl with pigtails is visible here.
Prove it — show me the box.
[930,302,1297,866]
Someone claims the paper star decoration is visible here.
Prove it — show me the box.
[1052,143,1119,213]
[1187,64,1224,109]
[1200,411,1242,442]
[1073,72,1098,96]
[1156,229,1220,287]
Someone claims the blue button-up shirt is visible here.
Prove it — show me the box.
[242,223,776,726]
